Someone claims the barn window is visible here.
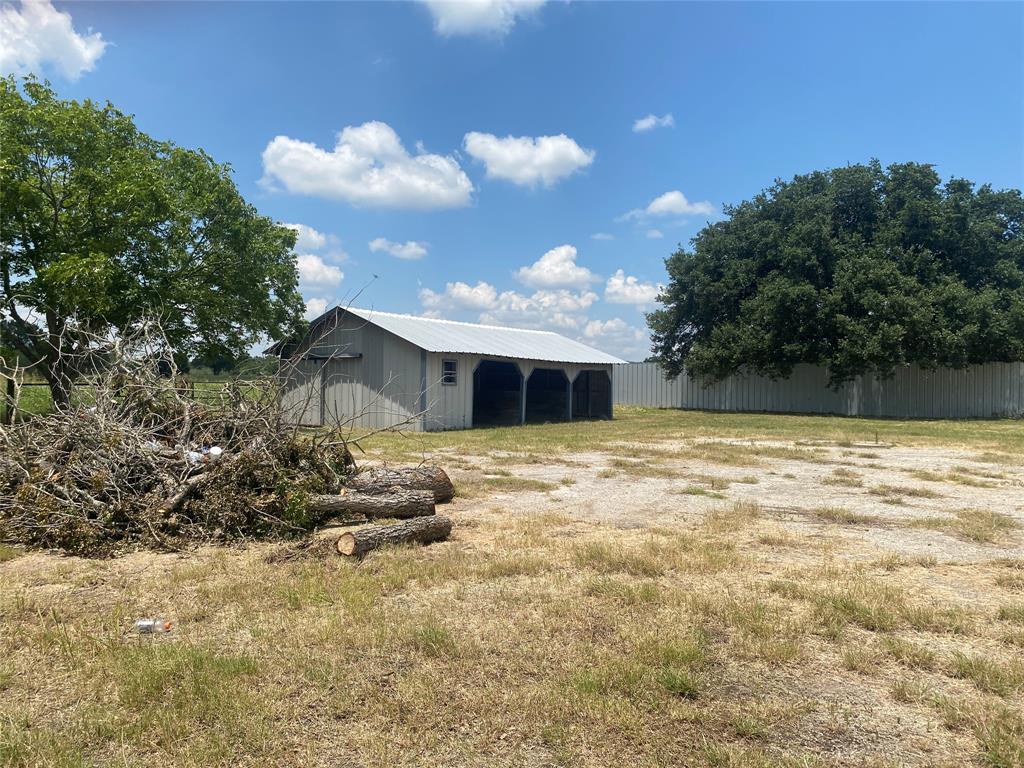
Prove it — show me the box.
[442,359,458,386]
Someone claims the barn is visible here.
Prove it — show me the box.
[268,307,624,431]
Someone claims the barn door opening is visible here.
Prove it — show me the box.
[572,370,612,420]
[525,368,570,424]
[473,360,522,427]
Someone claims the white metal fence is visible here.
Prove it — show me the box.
[612,362,1024,419]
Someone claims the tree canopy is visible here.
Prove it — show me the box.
[647,161,1024,385]
[0,77,305,405]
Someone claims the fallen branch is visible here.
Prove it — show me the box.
[336,515,452,557]
[345,466,454,503]
[310,488,435,520]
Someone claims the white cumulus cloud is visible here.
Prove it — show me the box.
[479,288,598,332]
[591,232,615,241]
[463,132,594,188]
[582,317,649,360]
[632,113,675,133]
[261,121,473,209]
[645,229,663,239]
[0,0,107,80]
[419,280,499,311]
[369,237,429,260]
[515,244,597,289]
[417,274,647,359]
[304,297,329,321]
[605,269,661,305]
[619,189,716,222]
[647,190,714,216]
[283,223,327,252]
[420,0,547,37]
[296,254,343,286]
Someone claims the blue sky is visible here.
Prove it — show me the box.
[3,1,1022,360]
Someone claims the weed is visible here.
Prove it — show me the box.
[870,484,942,499]
[573,541,665,577]
[408,619,458,658]
[997,604,1024,626]
[995,573,1024,592]
[704,501,761,533]
[457,476,559,498]
[910,509,1020,544]
[949,651,1024,697]
[881,636,936,670]
[674,485,727,499]
[604,458,682,479]
[812,506,877,525]
[840,645,882,674]
[890,676,931,703]
[823,468,863,487]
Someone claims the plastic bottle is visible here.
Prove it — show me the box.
[135,618,173,633]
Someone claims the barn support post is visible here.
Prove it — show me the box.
[519,369,527,425]
[566,374,573,420]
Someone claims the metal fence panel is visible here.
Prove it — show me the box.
[612,362,1024,419]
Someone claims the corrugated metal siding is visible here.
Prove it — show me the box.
[283,326,617,432]
[285,314,425,432]
[279,360,323,426]
[425,352,478,430]
[613,362,1024,419]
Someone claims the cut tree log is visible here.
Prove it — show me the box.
[345,466,455,503]
[309,488,435,520]
[336,515,452,557]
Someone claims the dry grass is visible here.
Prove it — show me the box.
[909,508,1021,544]
[869,483,943,499]
[822,468,863,487]
[602,457,683,479]
[881,636,937,670]
[456,475,560,498]
[811,506,878,526]
[3,410,1023,767]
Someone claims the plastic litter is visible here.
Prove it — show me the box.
[185,445,224,464]
[135,618,172,634]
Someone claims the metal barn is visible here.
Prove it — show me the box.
[269,307,624,431]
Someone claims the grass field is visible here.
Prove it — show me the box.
[2,408,1023,767]
[2,380,245,422]
[361,405,1024,459]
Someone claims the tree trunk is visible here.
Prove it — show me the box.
[309,488,435,521]
[344,466,455,503]
[43,354,73,411]
[1,376,13,425]
[336,515,452,557]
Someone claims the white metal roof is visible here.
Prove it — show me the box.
[343,307,626,365]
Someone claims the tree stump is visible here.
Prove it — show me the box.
[336,515,452,557]
[309,488,435,520]
[345,466,455,503]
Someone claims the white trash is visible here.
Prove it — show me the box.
[135,618,172,634]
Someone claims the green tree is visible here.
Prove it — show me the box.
[648,161,1024,385]
[0,77,305,406]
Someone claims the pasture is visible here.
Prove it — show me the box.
[2,407,1023,767]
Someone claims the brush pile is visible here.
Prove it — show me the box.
[0,327,451,557]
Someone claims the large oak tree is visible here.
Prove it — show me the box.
[647,161,1024,385]
[0,77,306,406]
